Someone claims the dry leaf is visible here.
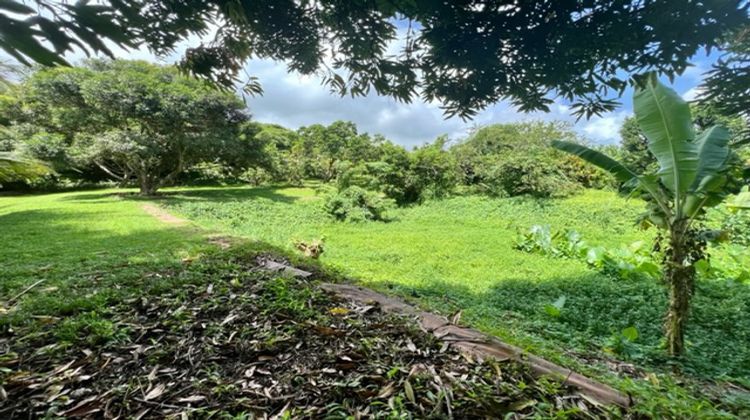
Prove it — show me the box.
[143,383,166,401]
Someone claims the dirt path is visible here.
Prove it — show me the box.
[142,203,188,225]
[142,203,236,249]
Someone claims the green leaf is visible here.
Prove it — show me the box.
[728,188,750,210]
[0,152,50,183]
[0,0,36,15]
[621,326,639,342]
[633,74,697,196]
[691,126,730,193]
[551,140,638,183]
[403,380,415,404]
[543,296,566,318]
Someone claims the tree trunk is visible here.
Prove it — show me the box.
[138,173,158,196]
[665,224,694,357]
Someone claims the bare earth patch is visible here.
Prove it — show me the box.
[141,203,188,225]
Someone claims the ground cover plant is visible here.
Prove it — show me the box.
[159,185,750,417]
[0,190,622,418]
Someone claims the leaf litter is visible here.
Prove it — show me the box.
[0,253,625,418]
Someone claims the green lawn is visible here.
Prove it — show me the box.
[1,186,749,416]
[0,189,210,323]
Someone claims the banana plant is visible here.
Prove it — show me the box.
[553,74,739,357]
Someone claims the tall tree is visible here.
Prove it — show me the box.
[1,1,746,119]
[699,26,750,119]
[20,60,249,195]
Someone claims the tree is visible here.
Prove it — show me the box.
[619,117,657,174]
[1,1,746,119]
[20,60,249,195]
[452,121,610,197]
[408,136,459,201]
[296,121,374,182]
[620,108,749,186]
[553,74,742,356]
[699,26,750,120]
[0,60,50,186]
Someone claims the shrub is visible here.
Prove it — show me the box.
[239,167,272,186]
[451,121,602,198]
[324,186,394,222]
[719,208,750,246]
[474,151,579,198]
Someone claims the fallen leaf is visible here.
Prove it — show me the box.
[329,307,350,316]
[178,395,205,403]
[144,383,166,401]
[404,380,416,404]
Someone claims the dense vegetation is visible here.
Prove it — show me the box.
[2,187,749,416]
[6,191,628,418]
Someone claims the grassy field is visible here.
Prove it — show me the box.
[1,187,749,416]
[157,184,750,414]
[0,189,213,335]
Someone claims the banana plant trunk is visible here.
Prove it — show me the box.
[665,220,694,357]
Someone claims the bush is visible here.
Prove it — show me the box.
[719,208,750,246]
[474,152,579,198]
[182,162,235,185]
[239,167,272,186]
[324,186,394,222]
[452,121,612,198]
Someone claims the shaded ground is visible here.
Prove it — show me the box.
[159,185,750,417]
[1,252,618,418]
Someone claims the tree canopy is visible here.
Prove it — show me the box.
[1,1,747,119]
[699,26,750,119]
[14,60,250,194]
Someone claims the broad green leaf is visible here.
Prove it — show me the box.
[544,296,566,318]
[621,326,639,342]
[551,140,638,183]
[0,152,50,183]
[691,126,730,193]
[633,74,697,195]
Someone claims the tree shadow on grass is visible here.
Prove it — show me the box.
[60,185,308,205]
[160,186,303,204]
[0,208,202,293]
[374,271,750,383]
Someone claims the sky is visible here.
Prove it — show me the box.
[6,17,720,149]
[239,53,716,149]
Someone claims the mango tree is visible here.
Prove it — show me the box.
[553,74,741,356]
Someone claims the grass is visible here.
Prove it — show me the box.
[0,189,210,330]
[1,185,749,417]
[157,184,750,416]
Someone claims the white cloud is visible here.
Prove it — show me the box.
[682,86,704,102]
[581,111,630,144]
[245,59,634,147]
